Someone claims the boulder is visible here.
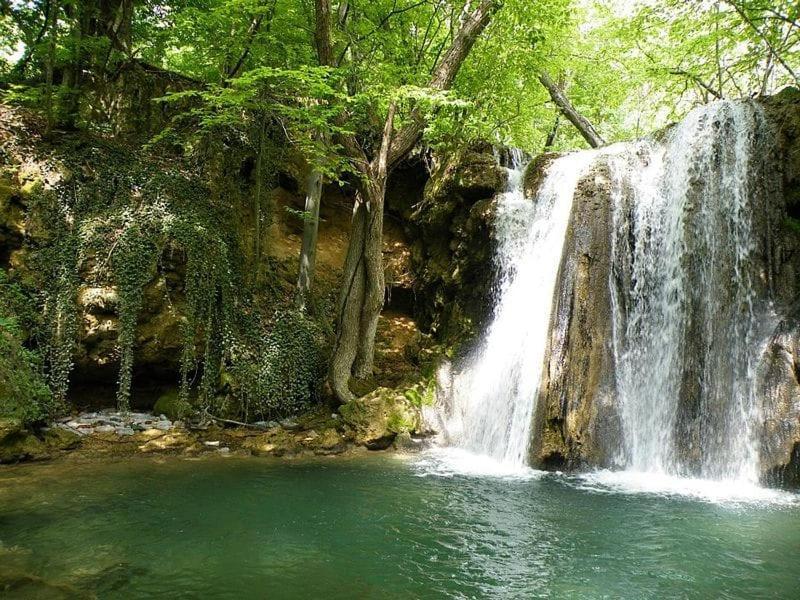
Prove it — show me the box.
[152,390,191,421]
[0,419,80,463]
[339,387,421,450]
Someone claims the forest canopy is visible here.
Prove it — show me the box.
[1,1,797,152]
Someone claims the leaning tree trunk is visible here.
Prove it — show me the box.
[322,0,498,403]
[329,186,370,402]
[354,176,387,376]
[539,71,605,148]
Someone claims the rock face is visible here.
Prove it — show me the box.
[408,143,508,342]
[530,162,621,469]
[754,90,800,486]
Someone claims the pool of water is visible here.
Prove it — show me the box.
[1,450,798,599]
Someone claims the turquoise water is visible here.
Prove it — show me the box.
[1,452,798,599]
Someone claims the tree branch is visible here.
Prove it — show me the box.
[538,71,605,148]
[385,0,499,170]
[724,0,799,86]
[227,0,278,80]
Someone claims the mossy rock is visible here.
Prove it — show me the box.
[0,419,44,463]
[0,420,80,463]
[339,388,421,450]
[42,427,81,452]
[153,390,192,421]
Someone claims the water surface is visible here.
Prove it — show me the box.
[0,453,797,599]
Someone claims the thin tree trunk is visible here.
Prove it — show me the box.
[44,0,59,137]
[253,121,264,277]
[538,71,605,148]
[295,168,323,311]
[543,114,560,151]
[319,0,499,403]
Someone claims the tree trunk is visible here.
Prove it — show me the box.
[329,188,369,402]
[295,168,323,311]
[321,0,499,403]
[43,0,59,137]
[538,71,605,148]
[328,106,394,402]
[543,114,560,151]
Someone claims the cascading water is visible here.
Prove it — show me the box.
[435,149,596,467]
[607,100,773,483]
[430,99,778,488]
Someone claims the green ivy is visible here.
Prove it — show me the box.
[0,271,55,425]
[16,134,327,420]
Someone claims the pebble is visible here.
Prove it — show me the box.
[204,441,220,447]
[218,447,230,454]
[53,410,183,437]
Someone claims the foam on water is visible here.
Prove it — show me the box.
[412,448,543,480]
[573,470,798,506]
[432,149,598,467]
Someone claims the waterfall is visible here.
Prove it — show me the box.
[435,149,596,467]
[430,99,777,486]
[608,100,772,483]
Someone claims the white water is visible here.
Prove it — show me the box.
[608,101,772,483]
[426,100,783,496]
[434,149,597,470]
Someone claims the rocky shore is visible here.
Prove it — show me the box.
[0,387,431,464]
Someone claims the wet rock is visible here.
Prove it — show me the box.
[393,431,421,452]
[409,143,507,340]
[0,419,80,462]
[530,161,621,469]
[310,428,347,455]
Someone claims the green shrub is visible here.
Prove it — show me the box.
[0,273,55,425]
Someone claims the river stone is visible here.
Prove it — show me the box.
[94,425,116,433]
[155,421,172,431]
[279,418,301,431]
[115,427,135,436]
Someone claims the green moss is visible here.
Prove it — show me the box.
[153,389,192,421]
[784,216,800,234]
[386,409,415,434]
